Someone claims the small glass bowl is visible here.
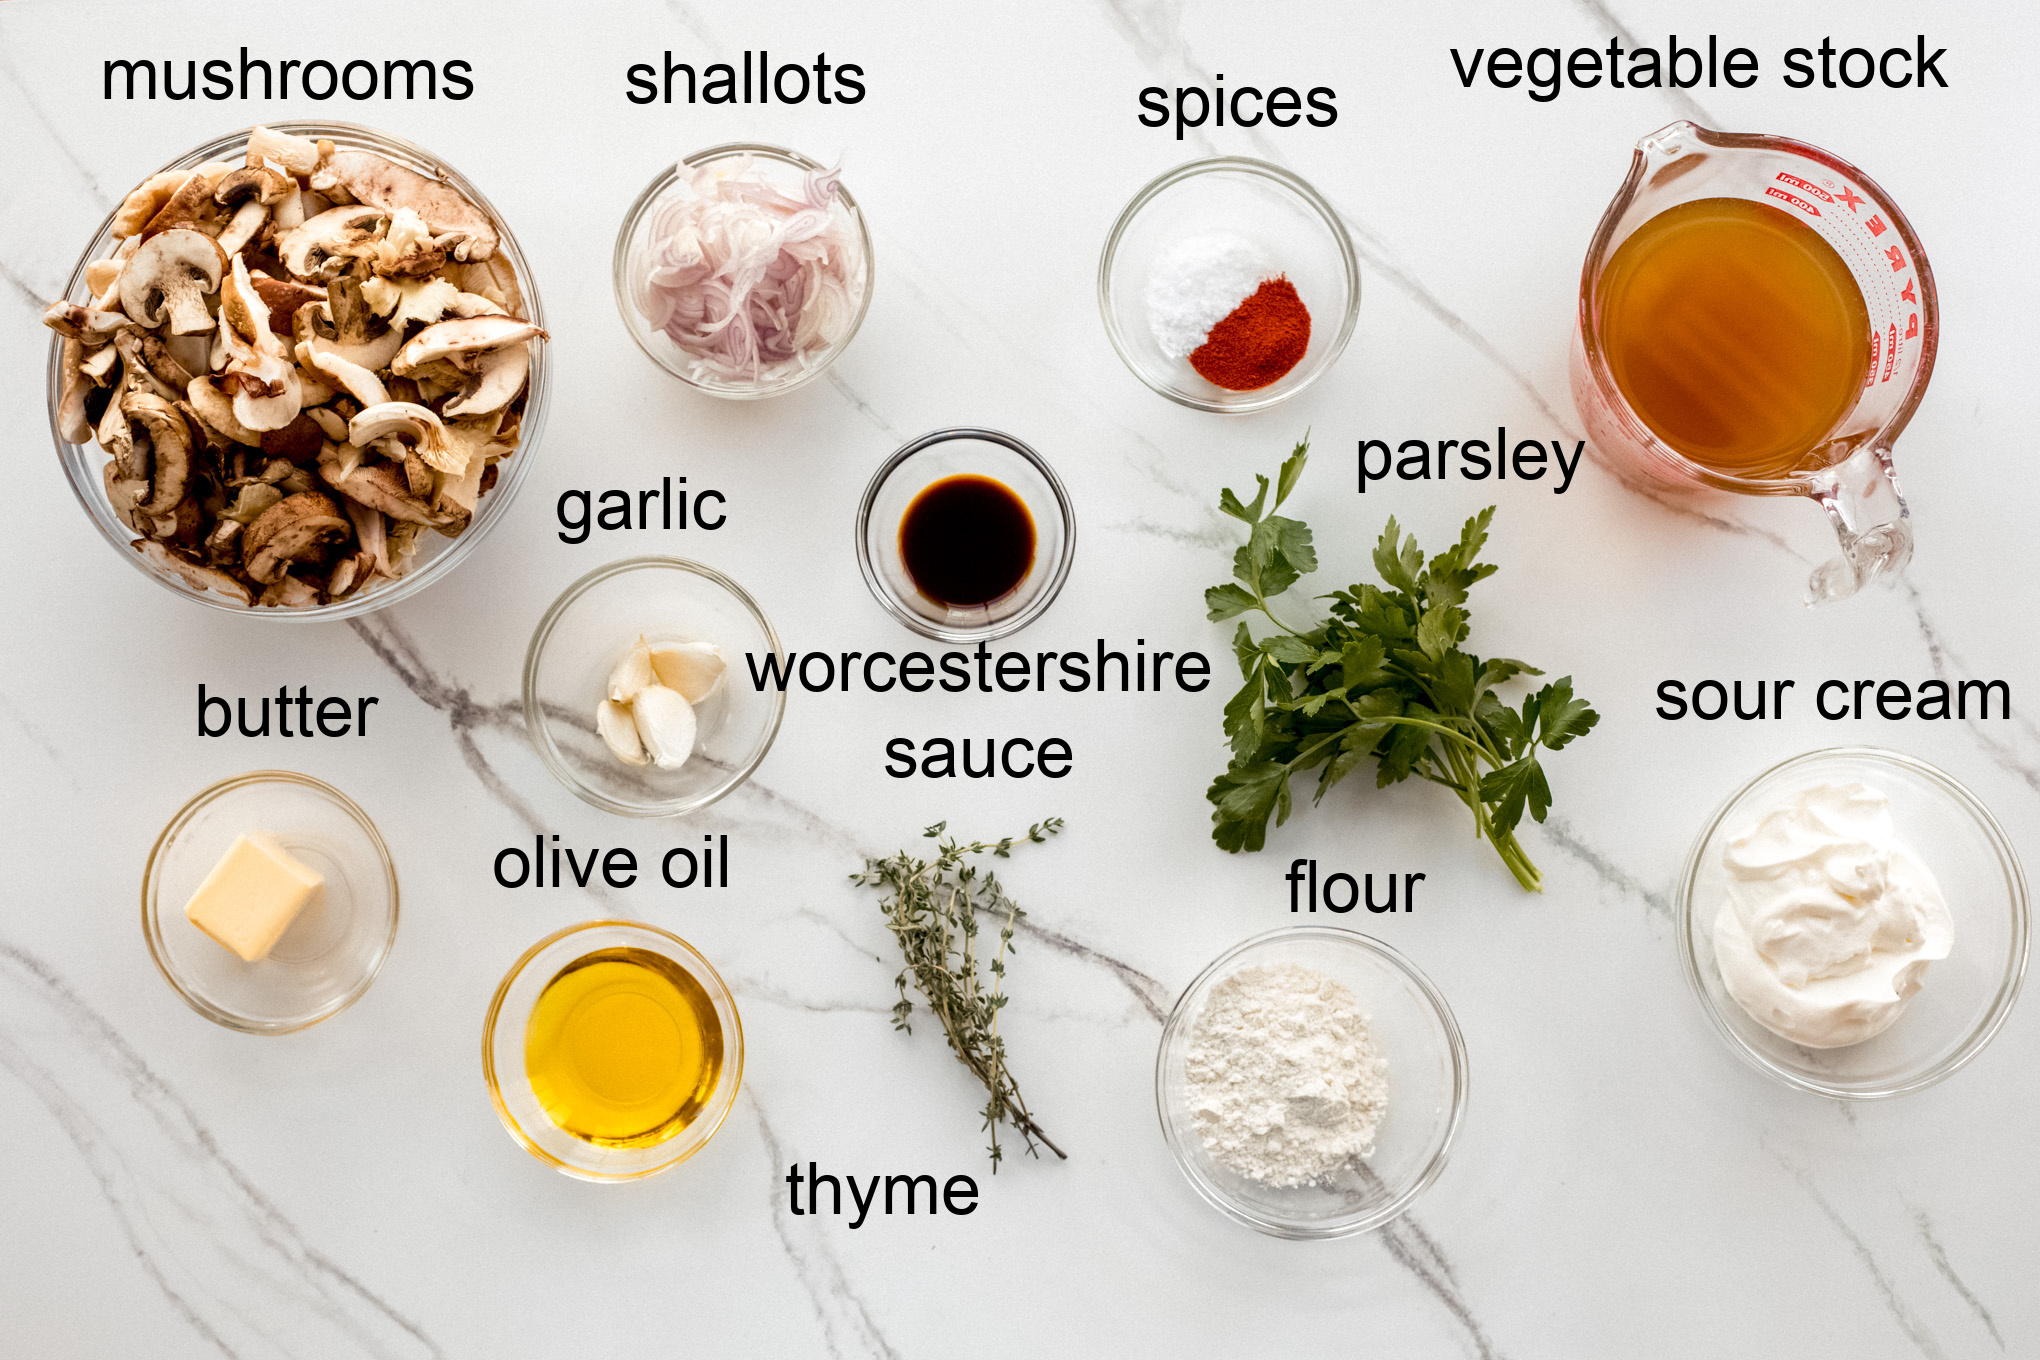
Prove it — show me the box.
[483,920,744,1181]
[612,142,874,399]
[524,557,786,818]
[1678,747,2029,1099]
[1155,927,1468,1239]
[142,771,398,1034]
[45,121,549,619]
[855,428,1075,642]
[1099,157,1359,413]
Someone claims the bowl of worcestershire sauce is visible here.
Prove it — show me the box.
[855,429,1075,642]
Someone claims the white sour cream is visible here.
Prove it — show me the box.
[1713,780,1953,1048]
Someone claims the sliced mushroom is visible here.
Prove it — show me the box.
[242,491,350,585]
[113,327,195,402]
[361,274,460,328]
[299,341,390,407]
[392,314,544,373]
[326,550,376,599]
[260,413,326,464]
[275,204,385,281]
[213,166,292,257]
[98,395,143,482]
[245,126,322,179]
[348,401,462,473]
[250,274,326,334]
[120,230,226,335]
[42,300,130,343]
[57,339,91,444]
[86,237,140,306]
[307,406,349,442]
[137,162,235,239]
[318,453,451,525]
[121,390,193,517]
[313,151,499,261]
[185,376,264,446]
[135,540,252,606]
[259,575,322,608]
[218,256,302,431]
[112,170,194,239]
[80,344,122,384]
[443,342,530,418]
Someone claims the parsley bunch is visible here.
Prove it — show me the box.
[1204,439,1598,891]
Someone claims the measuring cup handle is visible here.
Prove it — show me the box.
[1806,444,1913,605]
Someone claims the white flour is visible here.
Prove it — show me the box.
[1183,962,1388,1187]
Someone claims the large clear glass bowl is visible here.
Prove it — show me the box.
[44,120,549,619]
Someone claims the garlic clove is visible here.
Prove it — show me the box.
[649,640,726,705]
[631,684,697,771]
[607,635,655,704]
[596,699,647,766]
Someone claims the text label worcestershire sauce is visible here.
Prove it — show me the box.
[1594,196,1871,479]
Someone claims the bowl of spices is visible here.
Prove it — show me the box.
[484,919,743,1181]
[855,428,1075,642]
[613,143,873,398]
[1678,747,2028,1099]
[1099,157,1358,412]
[1155,926,1467,1238]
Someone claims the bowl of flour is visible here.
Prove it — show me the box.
[1155,926,1468,1238]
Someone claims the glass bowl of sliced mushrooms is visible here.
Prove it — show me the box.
[42,121,548,617]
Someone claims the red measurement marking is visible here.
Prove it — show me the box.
[1882,324,1899,383]
[1776,172,1835,203]
[1838,185,1866,212]
[1900,279,1917,303]
[1764,186,1822,217]
[1866,329,1881,387]
[1885,245,1907,272]
[1905,312,1919,340]
[1866,214,1888,238]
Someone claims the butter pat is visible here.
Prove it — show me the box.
[184,833,323,963]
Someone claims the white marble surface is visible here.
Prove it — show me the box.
[2,1,2036,1355]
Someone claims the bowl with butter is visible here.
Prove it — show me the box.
[143,770,398,1034]
[1678,747,2029,1098]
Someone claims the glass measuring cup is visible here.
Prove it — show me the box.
[1570,122,1939,604]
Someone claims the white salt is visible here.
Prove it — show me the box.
[1144,232,1274,359]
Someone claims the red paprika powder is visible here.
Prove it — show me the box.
[1190,278,1311,391]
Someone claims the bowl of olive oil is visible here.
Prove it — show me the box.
[484,920,743,1180]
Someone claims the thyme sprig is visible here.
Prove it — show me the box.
[851,818,1067,1170]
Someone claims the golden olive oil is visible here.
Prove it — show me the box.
[524,947,723,1147]
[1594,196,1871,479]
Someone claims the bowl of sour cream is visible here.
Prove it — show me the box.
[1678,747,2028,1099]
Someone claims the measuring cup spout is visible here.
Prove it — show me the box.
[1806,443,1912,605]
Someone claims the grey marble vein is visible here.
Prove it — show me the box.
[1539,813,1673,918]
[0,35,113,210]
[752,1102,901,1360]
[1569,0,1720,128]
[1911,1207,2005,1349]
[0,940,441,1360]
[1777,1149,1946,1360]
[1901,582,2040,795]
[1378,1213,1507,1360]
[827,371,906,440]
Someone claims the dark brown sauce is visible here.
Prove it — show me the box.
[898,475,1035,607]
